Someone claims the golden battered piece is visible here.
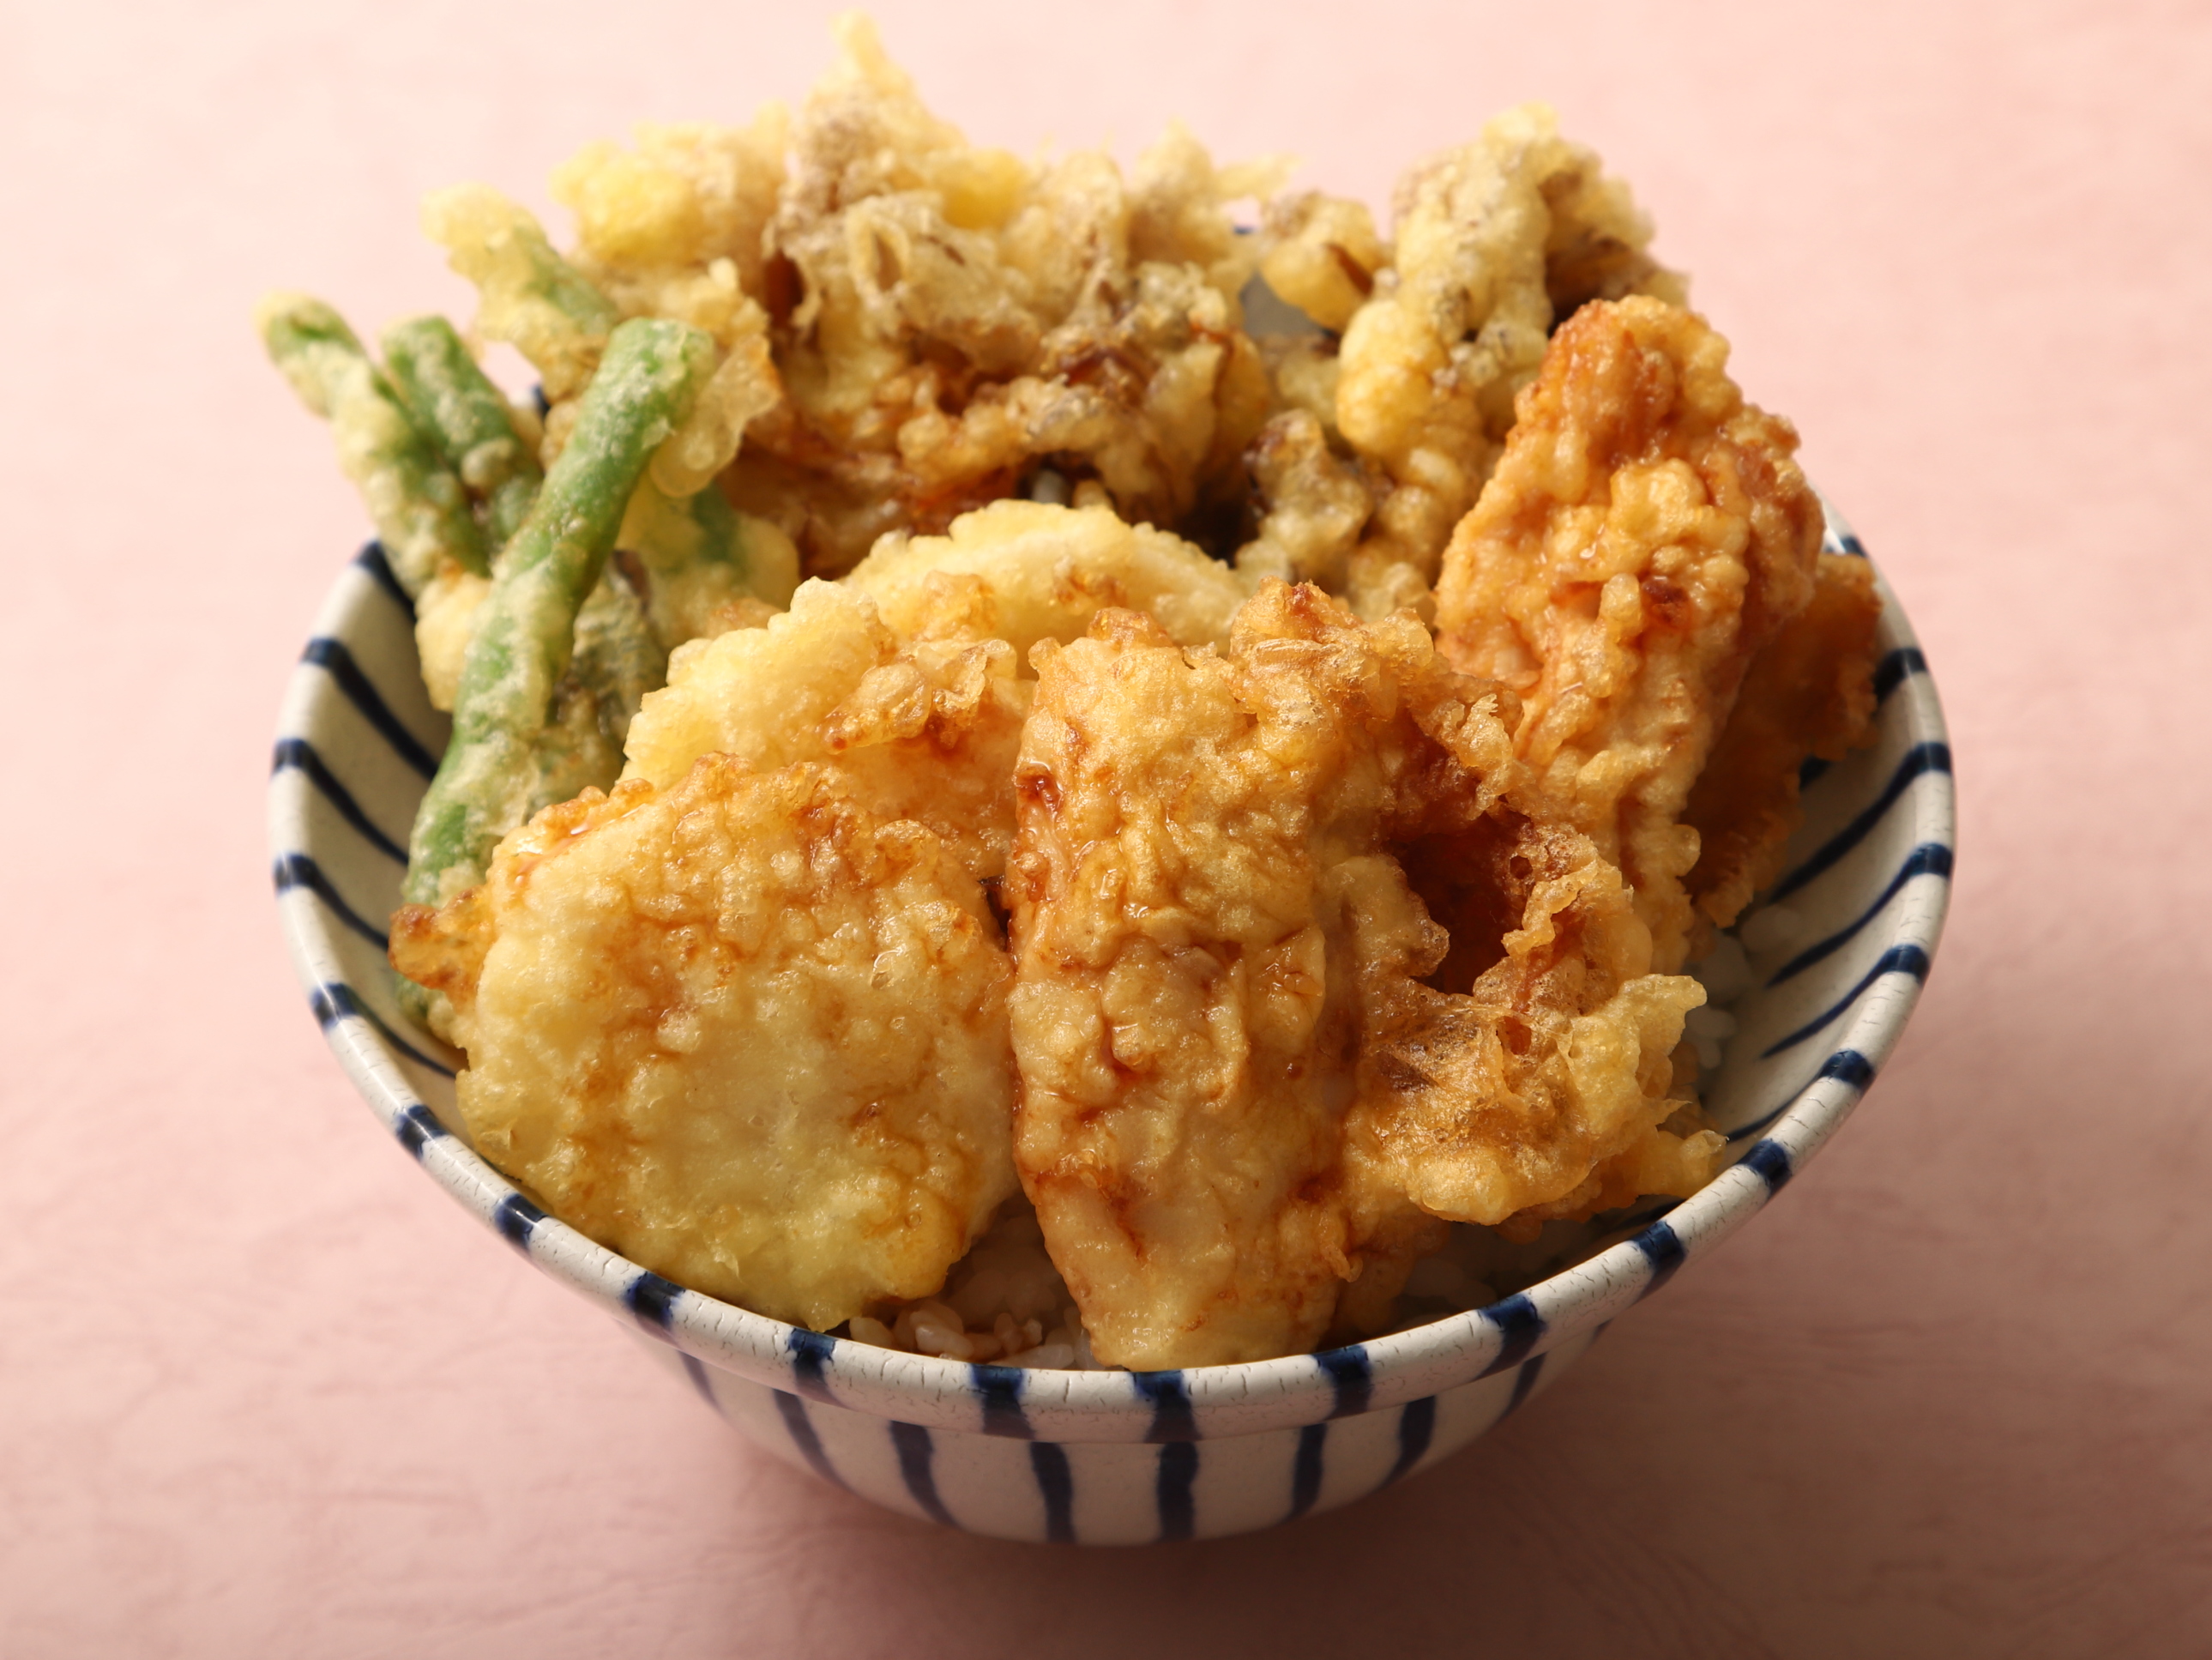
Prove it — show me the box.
[1259,191,1387,335]
[1434,297,1826,972]
[620,576,1029,882]
[319,27,1881,1362]
[712,16,1280,573]
[843,498,1252,659]
[389,760,1019,1331]
[622,500,1251,884]
[1345,817,1715,1241]
[1232,410,1376,596]
[1684,551,1884,936]
[1335,106,1684,613]
[1007,583,1715,1367]
[549,115,789,495]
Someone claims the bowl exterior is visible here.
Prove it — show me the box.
[268,502,1950,1539]
[627,1325,1597,1543]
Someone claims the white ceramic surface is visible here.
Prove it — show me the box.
[269,502,1951,1543]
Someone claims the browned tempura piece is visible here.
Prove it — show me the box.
[1684,552,1884,938]
[1006,583,1715,1367]
[1433,296,1827,973]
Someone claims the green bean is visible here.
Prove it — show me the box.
[419,186,619,402]
[380,315,667,811]
[256,293,489,593]
[402,317,716,910]
[379,316,542,546]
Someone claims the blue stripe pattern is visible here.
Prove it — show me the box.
[973,1366,1031,1438]
[310,981,455,1077]
[274,853,388,950]
[1872,646,1927,702]
[353,540,413,613]
[1769,742,1951,902]
[1787,647,1928,791]
[1378,1398,1437,1489]
[1820,1049,1876,1092]
[1289,1423,1329,1520]
[891,1422,955,1526]
[1741,1139,1794,1192]
[1722,1048,1877,1144]
[392,1102,448,1158]
[271,738,408,863]
[1633,1218,1688,1299]
[787,1329,838,1403]
[1135,1371,1198,1441]
[1478,1293,1546,1378]
[679,1355,720,1409]
[1758,944,1931,1058]
[624,1271,685,1331]
[1155,1442,1199,1541]
[300,637,440,778]
[1317,1346,1372,1417]
[1501,1355,1547,1418]
[491,1192,545,1250]
[1769,843,1951,987]
[774,1391,844,1488]
[1030,1443,1076,1542]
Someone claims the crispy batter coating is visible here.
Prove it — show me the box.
[1006,583,1714,1367]
[844,498,1251,658]
[390,760,1018,1331]
[553,111,788,312]
[419,184,611,405]
[1345,816,1714,1242]
[1335,106,1685,611]
[612,478,801,649]
[1684,551,1883,936]
[621,498,1250,884]
[550,114,789,496]
[620,576,1029,882]
[1434,298,1825,971]
[359,37,1877,1360]
[413,565,491,712]
[694,17,1278,573]
[1232,410,1376,595]
[1259,191,1386,335]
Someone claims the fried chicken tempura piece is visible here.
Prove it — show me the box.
[844,498,1251,658]
[389,760,1019,1332]
[1684,551,1883,936]
[1434,297,1825,972]
[1006,593,1496,1367]
[1007,583,1713,1367]
[1335,106,1685,613]
[621,500,1250,881]
[619,576,1029,882]
[1347,818,1715,1243]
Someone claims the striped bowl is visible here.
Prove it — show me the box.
[269,501,1951,1544]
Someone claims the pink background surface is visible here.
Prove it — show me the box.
[4,1,2208,1651]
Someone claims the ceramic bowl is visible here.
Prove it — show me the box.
[269,500,1951,1544]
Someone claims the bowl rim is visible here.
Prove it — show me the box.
[269,498,1953,1445]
